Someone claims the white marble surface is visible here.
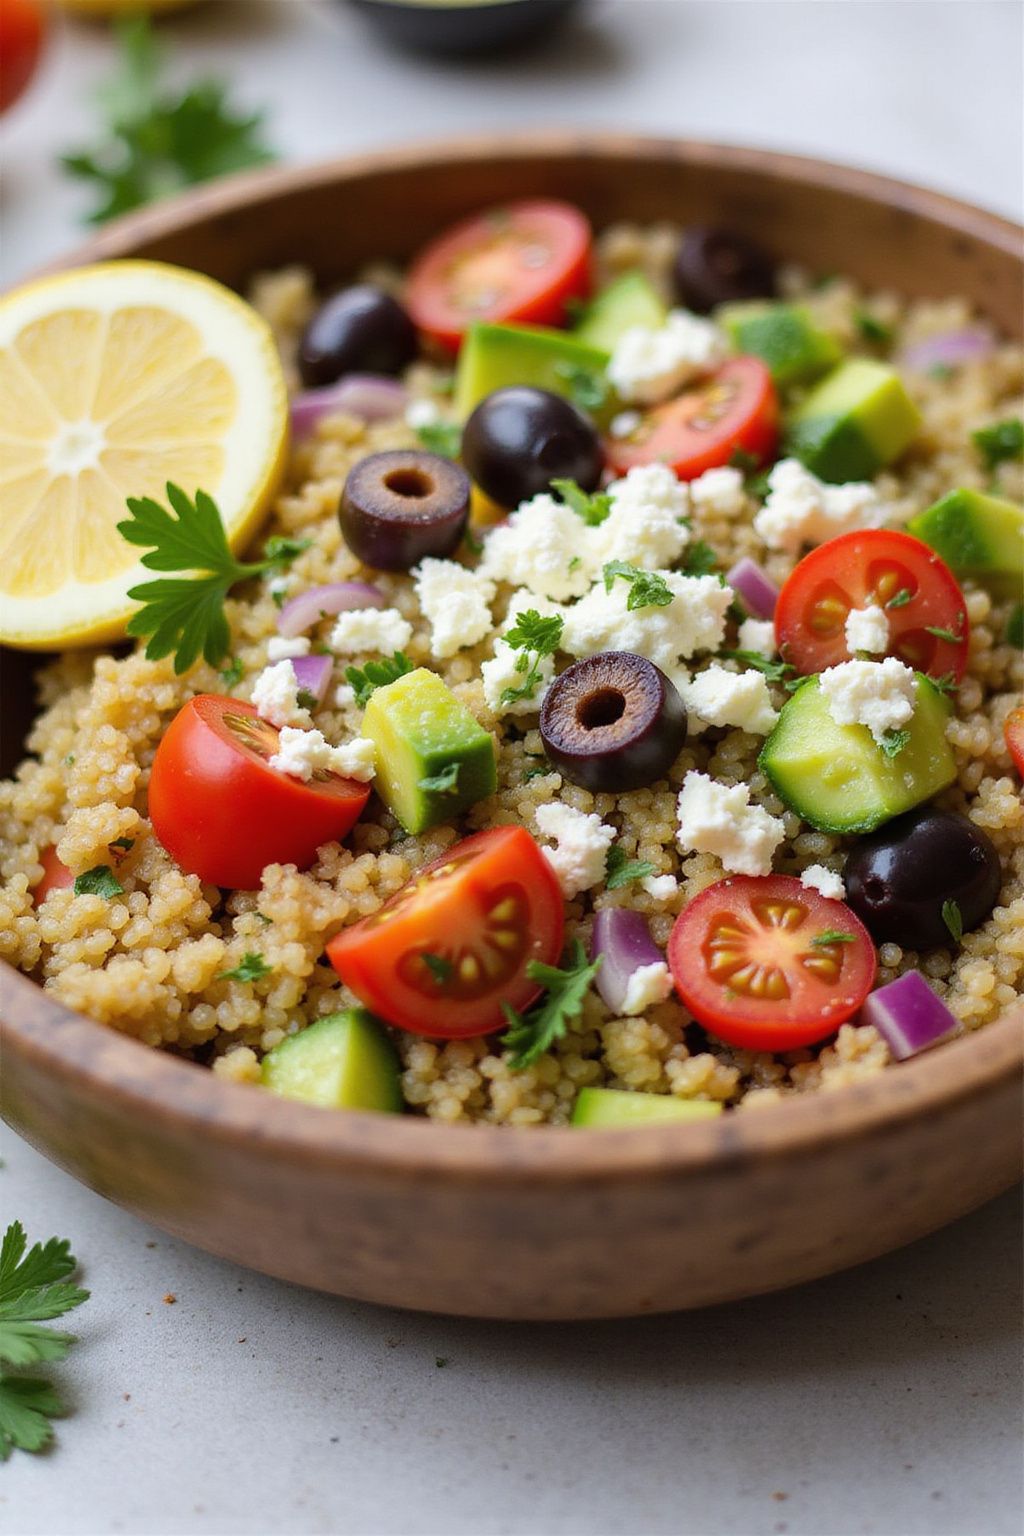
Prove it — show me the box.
[1,2,1022,1531]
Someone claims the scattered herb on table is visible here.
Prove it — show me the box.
[345,652,415,709]
[73,865,124,899]
[501,610,564,708]
[605,845,657,891]
[551,478,613,527]
[218,952,272,983]
[500,939,602,1070]
[0,1222,89,1460]
[971,417,1024,471]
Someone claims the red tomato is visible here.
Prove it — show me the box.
[148,695,370,890]
[667,875,875,1051]
[604,356,779,480]
[774,529,970,682]
[406,200,592,352]
[33,844,73,906]
[1005,707,1024,779]
[326,826,565,1039]
[0,0,46,114]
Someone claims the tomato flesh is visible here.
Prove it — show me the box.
[1005,707,1024,779]
[667,875,875,1050]
[326,826,565,1039]
[406,200,592,352]
[604,356,779,480]
[0,0,46,114]
[775,529,970,682]
[148,695,370,890]
[33,844,73,905]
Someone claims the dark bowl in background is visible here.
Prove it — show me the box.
[346,0,583,57]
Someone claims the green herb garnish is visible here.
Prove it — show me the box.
[500,939,601,1070]
[928,362,953,380]
[719,649,795,684]
[295,688,319,712]
[886,588,913,610]
[605,845,658,891]
[932,672,960,697]
[421,953,453,984]
[811,930,856,947]
[680,540,720,578]
[219,657,244,690]
[880,728,911,758]
[0,1221,89,1460]
[971,417,1024,471]
[218,952,272,984]
[941,898,963,944]
[262,536,312,573]
[73,866,124,899]
[415,421,462,458]
[344,652,414,709]
[501,610,564,708]
[553,361,607,414]
[854,310,893,345]
[523,765,550,782]
[728,447,760,474]
[462,526,484,556]
[551,477,612,527]
[924,619,964,643]
[603,561,673,611]
[418,763,460,796]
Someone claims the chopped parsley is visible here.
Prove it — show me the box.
[420,953,453,984]
[415,420,462,458]
[73,865,124,899]
[924,619,964,643]
[603,561,673,611]
[605,845,657,890]
[0,1220,89,1459]
[344,652,414,708]
[262,535,312,573]
[880,728,911,758]
[295,688,319,712]
[854,310,893,344]
[218,952,272,983]
[886,588,913,610]
[728,447,760,474]
[418,763,460,796]
[679,540,720,578]
[523,765,550,782]
[553,361,607,414]
[811,930,856,947]
[501,610,564,708]
[719,649,795,684]
[219,657,245,690]
[941,898,963,944]
[462,526,484,556]
[551,477,612,527]
[931,672,960,697]
[500,939,601,1071]
[971,417,1024,471]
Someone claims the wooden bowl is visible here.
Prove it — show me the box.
[2,135,1021,1320]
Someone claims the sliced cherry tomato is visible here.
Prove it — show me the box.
[667,874,875,1050]
[0,0,46,114]
[148,695,370,890]
[1005,706,1024,779]
[33,844,73,906]
[604,356,779,480]
[775,528,969,682]
[327,826,565,1039]
[406,200,592,353]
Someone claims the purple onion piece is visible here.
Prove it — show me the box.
[860,970,959,1061]
[591,908,666,1015]
[291,652,333,708]
[290,375,408,439]
[898,328,994,374]
[726,556,780,619]
[277,582,386,639]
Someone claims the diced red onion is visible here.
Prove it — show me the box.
[291,652,333,707]
[726,556,780,619]
[860,970,959,1061]
[591,908,665,1015]
[898,329,993,374]
[290,375,408,439]
[277,582,386,639]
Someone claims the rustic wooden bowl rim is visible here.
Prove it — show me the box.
[4,132,1022,1188]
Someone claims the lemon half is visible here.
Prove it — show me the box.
[0,260,289,649]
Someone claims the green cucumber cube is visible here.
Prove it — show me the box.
[571,1087,723,1128]
[908,488,1024,597]
[720,301,842,387]
[573,269,667,353]
[261,1008,402,1113]
[453,321,610,420]
[786,358,921,482]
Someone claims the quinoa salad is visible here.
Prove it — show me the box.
[1,204,1022,1129]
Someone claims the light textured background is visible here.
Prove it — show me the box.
[1,2,1022,1533]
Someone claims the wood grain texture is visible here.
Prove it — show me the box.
[2,135,1022,1318]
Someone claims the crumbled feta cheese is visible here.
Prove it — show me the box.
[266,635,311,662]
[607,310,729,405]
[642,873,679,901]
[479,493,596,600]
[844,603,890,655]
[413,559,495,659]
[592,462,691,570]
[609,409,643,439]
[621,961,673,1016]
[561,571,731,672]
[481,638,555,716]
[268,727,376,782]
[676,771,785,877]
[333,683,357,710]
[737,617,776,658]
[818,656,917,745]
[251,660,312,729]
[535,802,616,898]
[682,665,779,736]
[800,864,846,901]
[330,606,412,656]
[690,466,746,518]
[267,573,296,600]
[752,458,887,553]
[405,398,441,430]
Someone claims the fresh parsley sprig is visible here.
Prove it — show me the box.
[719,649,796,685]
[218,952,272,984]
[73,865,124,899]
[0,1222,89,1460]
[500,940,601,1070]
[501,610,564,708]
[880,728,911,758]
[551,478,613,527]
[680,540,720,578]
[971,417,1024,472]
[603,561,673,612]
[345,652,414,709]
[415,421,462,458]
[605,845,657,890]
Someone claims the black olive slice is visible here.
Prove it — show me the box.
[540,652,687,792]
[340,450,470,570]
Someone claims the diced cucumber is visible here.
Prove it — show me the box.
[573,270,667,353]
[453,321,610,420]
[786,358,921,482]
[908,487,1024,598]
[571,1086,724,1128]
[759,674,956,834]
[261,1008,402,1113]
[719,301,842,387]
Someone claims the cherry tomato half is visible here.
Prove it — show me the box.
[406,200,592,353]
[774,528,970,682]
[1004,706,1024,779]
[604,356,779,481]
[33,844,73,906]
[148,695,370,890]
[0,0,46,114]
[326,826,565,1039]
[667,874,875,1051]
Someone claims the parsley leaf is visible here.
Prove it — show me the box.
[262,536,312,573]
[219,657,244,690]
[110,837,135,852]
[553,361,608,414]
[0,1222,89,1460]
[719,649,795,684]
[971,417,1024,471]
[415,421,462,458]
[603,561,673,611]
[61,14,275,225]
[880,728,911,758]
[728,447,760,474]
[811,930,856,947]
[551,477,613,527]
[924,620,964,643]
[501,610,564,708]
[420,953,453,984]
[1007,604,1024,650]
[679,540,720,578]
[218,952,272,983]
[462,526,484,556]
[418,763,460,795]
[941,898,963,944]
[295,688,319,712]
[344,652,414,709]
[854,310,893,344]
[886,588,913,609]
[500,939,601,1070]
[523,765,551,781]
[605,845,657,890]
[73,865,124,899]
[931,672,960,697]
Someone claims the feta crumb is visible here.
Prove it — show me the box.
[800,864,846,901]
[592,462,691,570]
[737,617,776,658]
[753,458,887,553]
[330,606,412,656]
[266,635,311,663]
[818,656,917,745]
[641,873,678,901]
[267,573,296,600]
[682,665,779,736]
[690,466,746,518]
[405,398,441,430]
[481,637,555,716]
[251,660,312,729]
[676,771,785,877]
[609,409,643,439]
[479,493,597,600]
[333,683,357,710]
[535,802,616,898]
[607,310,729,405]
[269,727,376,782]
[621,961,673,1016]
[844,603,890,655]
[561,571,731,672]
[413,559,495,659]
[329,736,377,781]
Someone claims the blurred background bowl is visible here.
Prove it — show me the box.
[345,0,584,57]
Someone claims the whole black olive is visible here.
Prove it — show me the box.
[540,652,687,792]
[461,386,602,509]
[674,227,778,314]
[844,808,1003,950]
[340,450,470,570]
[298,285,417,387]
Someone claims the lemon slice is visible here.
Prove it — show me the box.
[0,260,289,649]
